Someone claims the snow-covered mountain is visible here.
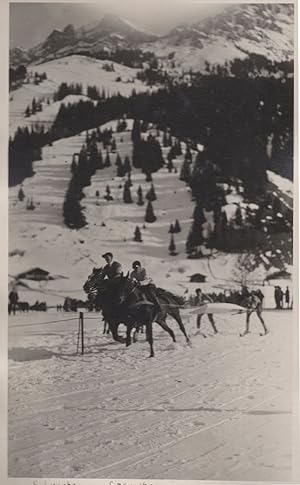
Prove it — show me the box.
[146,3,294,70]
[10,14,158,66]
[10,4,294,69]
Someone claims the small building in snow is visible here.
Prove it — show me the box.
[190,273,207,283]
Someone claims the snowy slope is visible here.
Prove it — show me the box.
[30,55,147,98]
[10,93,92,137]
[10,55,150,137]
[10,119,285,312]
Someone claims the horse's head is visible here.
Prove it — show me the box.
[83,267,104,295]
[114,274,137,306]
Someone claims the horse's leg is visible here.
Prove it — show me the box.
[257,307,269,336]
[110,321,126,343]
[240,310,251,337]
[104,319,110,334]
[146,321,154,357]
[208,313,218,334]
[155,317,176,343]
[132,327,138,343]
[172,308,191,344]
[126,323,133,347]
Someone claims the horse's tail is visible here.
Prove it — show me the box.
[156,287,186,307]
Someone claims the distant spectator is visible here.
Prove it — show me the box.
[274,286,281,309]
[285,286,290,309]
[279,286,284,308]
[8,288,19,315]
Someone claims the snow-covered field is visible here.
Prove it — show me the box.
[8,308,297,480]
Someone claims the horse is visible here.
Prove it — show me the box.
[83,267,191,346]
[84,274,157,356]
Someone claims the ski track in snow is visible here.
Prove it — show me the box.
[8,309,295,481]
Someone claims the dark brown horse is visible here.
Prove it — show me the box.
[83,268,191,348]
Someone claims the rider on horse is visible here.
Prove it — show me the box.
[130,260,162,313]
[101,252,122,281]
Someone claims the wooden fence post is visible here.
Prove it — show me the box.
[80,311,84,355]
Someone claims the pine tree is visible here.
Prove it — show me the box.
[145,200,156,223]
[111,138,117,153]
[123,184,133,203]
[71,159,77,173]
[31,98,37,114]
[63,182,86,229]
[174,139,182,156]
[169,223,174,233]
[123,155,131,174]
[174,219,181,233]
[167,159,174,172]
[137,186,144,206]
[127,172,133,187]
[115,153,122,167]
[186,205,205,256]
[97,149,103,169]
[24,106,31,117]
[134,226,143,242]
[131,118,141,143]
[167,146,176,162]
[18,187,25,201]
[169,234,177,256]
[104,185,113,201]
[179,159,192,184]
[146,183,157,202]
[104,151,111,168]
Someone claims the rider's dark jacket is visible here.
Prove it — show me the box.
[101,261,122,279]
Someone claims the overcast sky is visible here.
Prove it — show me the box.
[10,1,229,49]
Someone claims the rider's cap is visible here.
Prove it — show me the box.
[132,260,141,268]
[102,252,113,259]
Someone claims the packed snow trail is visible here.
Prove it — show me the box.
[8,310,295,481]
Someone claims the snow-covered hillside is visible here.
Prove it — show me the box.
[10,92,92,137]
[9,55,150,137]
[9,119,291,311]
[31,55,147,97]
